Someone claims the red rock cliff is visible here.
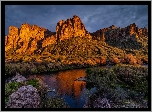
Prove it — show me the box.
[56,15,91,41]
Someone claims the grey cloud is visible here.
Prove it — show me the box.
[5,5,148,35]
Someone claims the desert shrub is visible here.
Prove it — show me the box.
[136,58,143,65]
[5,82,23,97]
[106,85,129,103]
[5,65,9,75]
[141,57,148,64]
[124,54,137,65]
[42,97,69,108]
[111,57,120,64]
[111,64,148,93]
[100,56,107,65]
[86,67,117,93]
[37,65,47,73]
[26,79,40,88]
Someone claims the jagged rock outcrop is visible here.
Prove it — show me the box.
[56,15,92,41]
[91,23,148,41]
[5,15,148,57]
[42,35,56,47]
[6,85,40,108]
[5,15,93,55]
[5,26,19,51]
[5,23,56,55]
[16,23,47,54]
[90,25,117,41]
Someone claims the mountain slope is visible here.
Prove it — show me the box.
[5,15,148,65]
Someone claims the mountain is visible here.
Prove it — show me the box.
[5,15,148,65]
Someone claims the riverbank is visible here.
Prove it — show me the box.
[5,58,148,77]
[5,74,70,108]
[5,63,148,108]
[84,64,148,108]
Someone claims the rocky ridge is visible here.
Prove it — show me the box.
[91,23,148,41]
[5,15,148,57]
[56,15,91,41]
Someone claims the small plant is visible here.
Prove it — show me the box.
[26,79,39,88]
[5,81,22,96]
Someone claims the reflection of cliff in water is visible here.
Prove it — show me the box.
[28,69,86,101]
[56,69,86,100]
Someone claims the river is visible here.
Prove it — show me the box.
[27,68,96,108]
[6,64,148,108]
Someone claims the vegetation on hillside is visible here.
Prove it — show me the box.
[5,32,148,76]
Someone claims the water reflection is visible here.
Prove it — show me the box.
[28,69,87,108]
[56,69,86,98]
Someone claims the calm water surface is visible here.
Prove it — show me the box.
[27,69,96,108]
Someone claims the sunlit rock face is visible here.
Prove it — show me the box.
[90,25,116,41]
[5,23,56,55]
[42,35,56,47]
[56,15,92,41]
[5,26,19,51]
[5,15,148,57]
[5,15,92,55]
[16,23,47,54]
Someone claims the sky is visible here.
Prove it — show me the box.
[5,5,148,35]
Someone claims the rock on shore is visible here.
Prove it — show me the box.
[6,85,40,108]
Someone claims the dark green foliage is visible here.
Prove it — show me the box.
[42,97,70,108]
[85,64,148,108]
[111,64,148,93]
[5,82,22,97]
[26,79,39,88]
[86,67,117,92]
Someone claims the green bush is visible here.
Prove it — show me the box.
[86,67,117,92]
[5,82,22,96]
[26,79,39,88]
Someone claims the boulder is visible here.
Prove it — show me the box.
[6,85,40,108]
[10,73,27,83]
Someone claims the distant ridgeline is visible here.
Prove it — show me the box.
[5,15,148,65]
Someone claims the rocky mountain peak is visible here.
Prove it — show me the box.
[5,15,148,57]
[56,15,91,41]
[5,23,55,55]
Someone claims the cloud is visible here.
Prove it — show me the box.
[5,5,148,35]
